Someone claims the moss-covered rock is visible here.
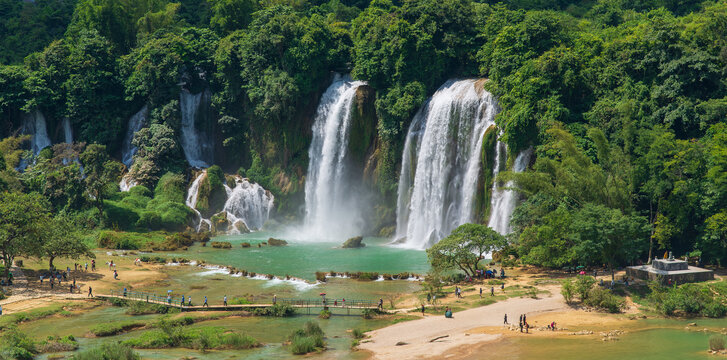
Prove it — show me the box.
[210,241,232,249]
[241,242,251,248]
[474,125,499,224]
[342,236,365,248]
[349,85,377,164]
[267,238,288,246]
[211,211,229,233]
[378,226,395,237]
[196,166,228,218]
[233,220,250,234]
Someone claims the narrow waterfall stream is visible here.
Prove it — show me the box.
[180,89,213,168]
[487,147,533,235]
[303,74,367,240]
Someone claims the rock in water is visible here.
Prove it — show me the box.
[267,238,288,246]
[233,220,250,234]
[342,236,366,248]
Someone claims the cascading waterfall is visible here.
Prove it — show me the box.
[17,110,52,170]
[303,74,367,240]
[121,105,147,168]
[23,110,52,156]
[180,89,213,168]
[488,147,533,235]
[186,171,213,232]
[395,79,498,249]
[223,177,275,232]
[185,171,273,233]
[61,118,73,143]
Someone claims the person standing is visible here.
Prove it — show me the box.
[224,295,227,306]
[203,296,208,307]
[88,286,93,297]
[69,283,73,293]
[273,294,277,305]
[188,297,192,306]
[523,314,527,323]
[378,298,383,310]
[491,287,495,296]
[479,288,483,298]
[421,304,425,315]
[504,314,508,324]
[181,295,185,307]
[501,283,505,292]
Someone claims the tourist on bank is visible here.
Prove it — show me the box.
[501,283,505,292]
[203,296,208,307]
[479,288,482,298]
[504,314,507,324]
[88,286,93,297]
[491,287,494,296]
[421,304,425,315]
[224,295,227,306]
[188,297,192,306]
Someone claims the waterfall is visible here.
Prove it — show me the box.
[61,118,73,143]
[185,172,273,233]
[121,105,148,168]
[180,89,213,168]
[223,177,275,232]
[119,175,137,192]
[303,74,366,240]
[395,79,498,249]
[23,110,52,155]
[488,147,533,235]
[17,110,52,170]
[186,171,213,232]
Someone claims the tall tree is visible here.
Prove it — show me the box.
[427,223,506,277]
[0,192,50,280]
[39,216,94,270]
[80,144,122,224]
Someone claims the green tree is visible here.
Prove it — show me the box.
[427,223,507,277]
[571,204,650,281]
[0,192,50,280]
[80,144,122,224]
[39,216,94,270]
[209,0,258,34]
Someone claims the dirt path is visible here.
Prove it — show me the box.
[358,286,567,360]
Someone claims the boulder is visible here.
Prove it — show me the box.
[342,236,366,248]
[267,238,288,246]
[211,212,229,233]
[233,220,250,234]
[210,241,232,249]
[241,242,251,248]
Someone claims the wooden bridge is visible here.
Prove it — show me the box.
[96,289,380,314]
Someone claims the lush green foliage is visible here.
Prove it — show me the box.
[0,0,725,267]
[648,281,727,318]
[72,342,140,360]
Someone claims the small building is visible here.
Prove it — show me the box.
[627,258,714,284]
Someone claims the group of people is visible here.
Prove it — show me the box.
[475,268,505,279]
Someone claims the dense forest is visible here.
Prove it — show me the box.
[0,0,725,270]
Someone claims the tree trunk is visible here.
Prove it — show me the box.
[2,253,11,280]
[49,256,55,271]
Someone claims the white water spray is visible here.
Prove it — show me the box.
[395,79,498,249]
[223,176,275,232]
[488,147,532,235]
[186,171,213,232]
[61,118,73,144]
[303,74,367,240]
[121,105,147,168]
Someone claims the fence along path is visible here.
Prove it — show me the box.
[96,289,379,312]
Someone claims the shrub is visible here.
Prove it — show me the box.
[352,329,365,339]
[72,342,140,360]
[319,309,331,319]
[315,272,327,282]
[561,279,575,304]
[709,335,726,351]
[584,287,625,313]
[288,321,325,355]
[575,275,596,301]
[253,304,295,317]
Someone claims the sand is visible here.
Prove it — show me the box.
[358,286,568,360]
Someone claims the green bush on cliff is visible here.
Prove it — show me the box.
[196,166,227,217]
[137,173,193,231]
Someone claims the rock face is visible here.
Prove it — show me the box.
[342,236,366,248]
[211,212,229,233]
[267,238,288,246]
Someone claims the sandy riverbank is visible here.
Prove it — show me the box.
[358,286,568,360]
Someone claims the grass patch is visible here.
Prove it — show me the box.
[288,321,325,355]
[72,342,139,360]
[90,321,147,337]
[122,319,260,350]
[0,303,73,330]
